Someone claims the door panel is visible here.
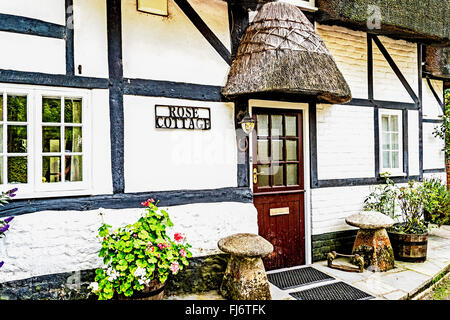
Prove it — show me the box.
[252,108,305,270]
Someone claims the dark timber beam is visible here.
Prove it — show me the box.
[174,0,231,65]
[418,44,424,178]
[124,78,223,102]
[107,0,125,194]
[65,0,75,75]
[0,69,109,89]
[0,13,66,39]
[0,187,253,218]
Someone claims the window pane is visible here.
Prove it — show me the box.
[271,115,283,136]
[382,151,391,168]
[257,115,268,137]
[7,96,27,122]
[287,164,298,186]
[273,165,284,186]
[271,140,283,161]
[42,156,61,183]
[8,156,27,183]
[258,165,270,187]
[65,155,82,182]
[286,140,298,161]
[42,127,61,153]
[392,151,399,169]
[42,98,61,123]
[0,94,3,121]
[391,133,399,150]
[382,133,390,150]
[7,125,27,153]
[65,99,82,123]
[65,127,82,153]
[381,116,389,132]
[285,116,297,136]
[390,116,398,132]
[257,140,269,162]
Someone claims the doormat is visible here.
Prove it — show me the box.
[267,267,334,290]
[289,281,374,300]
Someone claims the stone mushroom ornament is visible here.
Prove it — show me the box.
[218,233,274,300]
[345,211,395,272]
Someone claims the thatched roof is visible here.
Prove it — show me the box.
[222,1,352,104]
[425,46,450,79]
[316,0,450,45]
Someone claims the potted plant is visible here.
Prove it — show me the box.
[419,178,449,227]
[89,199,192,300]
[363,173,398,218]
[387,181,429,262]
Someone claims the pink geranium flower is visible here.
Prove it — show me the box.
[170,261,180,274]
[179,249,187,257]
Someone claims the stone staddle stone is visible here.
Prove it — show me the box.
[218,233,273,300]
[345,211,395,229]
[345,211,395,272]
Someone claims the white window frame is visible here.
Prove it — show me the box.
[0,84,92,199]
[278,0,317,12]
[379,109,405,177]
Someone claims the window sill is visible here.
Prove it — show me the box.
[379,171,407,178]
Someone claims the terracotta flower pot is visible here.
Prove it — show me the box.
[118,280,165,300]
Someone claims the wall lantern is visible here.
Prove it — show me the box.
[238,110,256,135]
[137,0,168,16]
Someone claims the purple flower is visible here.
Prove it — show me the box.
[3,217,14,224]
[0,224,10,233]
[0,261,4,269]
[6,188,18,198]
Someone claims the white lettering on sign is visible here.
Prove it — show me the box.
[155,105,211,130]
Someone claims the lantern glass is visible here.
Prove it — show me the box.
[240,113,256,135]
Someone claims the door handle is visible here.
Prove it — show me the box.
[253,168,258,184]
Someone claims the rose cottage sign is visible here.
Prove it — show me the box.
[155,105,211,130]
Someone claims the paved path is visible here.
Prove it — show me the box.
[167,224,450,300]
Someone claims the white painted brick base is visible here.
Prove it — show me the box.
[0,202,258,283]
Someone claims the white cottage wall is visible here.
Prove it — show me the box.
[0,0,65,25]
[123,95,237,192]
[0,32,66,74]
[316,104,374,180]
[0,202,258,283]
[121,0,230,86]
[73,0,109,78]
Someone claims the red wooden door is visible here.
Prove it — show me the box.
[252,108,305,270]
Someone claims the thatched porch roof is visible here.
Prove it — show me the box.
[316,0,450,44]
[425,46,450,80]
[222,1,352,104]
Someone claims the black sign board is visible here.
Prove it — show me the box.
[155,105,211,130]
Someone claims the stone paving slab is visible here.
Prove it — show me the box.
[166,225,450,300]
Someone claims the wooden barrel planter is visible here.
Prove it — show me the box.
[387,230,428,262]
[118,280,165,300]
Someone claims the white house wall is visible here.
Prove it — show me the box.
[123,95,237,192]
[408,110,420,176]
[316,104,374,180]
[73,0,109,78]
[0,31,66,74]
[0,0,65,25]
[121,0,230,86]
[0,202,258,283]
[372,36,418,103]
[423,79,444,119]
[316,24,368,100]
